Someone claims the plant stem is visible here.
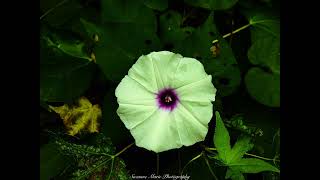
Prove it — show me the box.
[106,158,115,180]
[114,142,134,157]
[212,24,251,44]
[181,152,203,175]
[157,153,160,175]
[203,154,219,180]
[178,150,181,174]
[40,0,70,20]
[244,152,276,161]
[205,147,279,162]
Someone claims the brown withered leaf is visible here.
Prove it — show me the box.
[49,97,101,136]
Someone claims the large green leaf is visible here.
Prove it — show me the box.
[43,35,91,61]
[40,143,70,180]
[214,111,231,162]
[41,26,92,60]
[229,158,279,173]
[245,67,280,107]
[227,136,253,164]
[96,0,161,81]
[185,0,238,10]
[248,36,280,74]
[167,12,241,96]
[159,11,195,45]
[40,31,94,103]
[249,14,280,41]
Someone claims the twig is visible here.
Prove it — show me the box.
[157,153,160,175]
[203,154,219,180]
[114,142,134,157]
[212,24,251,44]
[40,0,71,20]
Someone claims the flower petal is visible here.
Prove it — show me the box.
[128,55,159,93]
[173,103,210,146]
[178,101,213,127]
[117,103,157,130]
[172,57,209,89]
[176,75,216,102]
[146,51,183,88]
[130,110,182,153]
[115,75,156,104]
[127,101,212,152]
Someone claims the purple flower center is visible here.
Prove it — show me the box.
[156,88,179,111]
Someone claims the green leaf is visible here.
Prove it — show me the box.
[142,0,168,11]
[229,158,280,173]
[226,168,245,180]
[96,0,160,81]
[249,14,280,40]
[169,12,241,96]
[248,36,280,74]
[42,31,91,61]
[240,7,279,39]
[245,67,280,107]
[185,0,239,10]
[214,111,231,162]
[40,143,70,180]
[174,13,218,59]
[159,11,195,44]
[40,34,94,103]
[227,136,253,164]
[54,40,90,60]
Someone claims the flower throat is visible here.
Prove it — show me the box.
[156,88,179,111]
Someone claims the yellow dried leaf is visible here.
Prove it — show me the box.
[49,97,102,136]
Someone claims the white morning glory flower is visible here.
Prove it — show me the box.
[115,51,217,153]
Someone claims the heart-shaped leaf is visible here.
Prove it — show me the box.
[245,67,280,107]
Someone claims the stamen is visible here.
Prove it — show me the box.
[165,95,172,103]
